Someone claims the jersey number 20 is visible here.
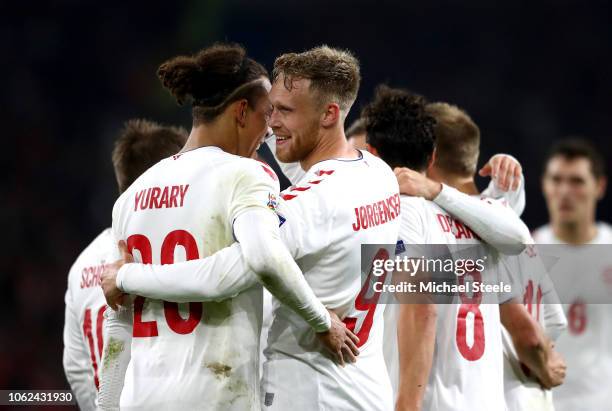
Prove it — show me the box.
[127,231,203,337]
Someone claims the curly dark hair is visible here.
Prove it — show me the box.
[362,85,436,170]
[157,43,268,125]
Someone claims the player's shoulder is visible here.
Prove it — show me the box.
[225,156,281,195]
[235,156,279,181]
[398,195,437,233]
[67,228,114,282]
[596,222,612,243]
[361,149,391,169]
[399,194,429,213]
[531,224,553,243]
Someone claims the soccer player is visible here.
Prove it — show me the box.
[62,119,188,410]
[98,44,358,411]
[364,88,563,411]
[102,46,402,410]
[424,103,568,411]
[346,117,367,150]
[532,138,612,411]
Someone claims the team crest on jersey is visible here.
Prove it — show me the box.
[267,193,278,211]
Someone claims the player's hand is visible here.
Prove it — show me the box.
[316,309,360,367]
[478,154,522,192]
[101,240,133,311]
[540,348,567,389]
[394,167,442,200]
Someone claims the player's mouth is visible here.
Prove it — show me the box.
[276,135,291,146]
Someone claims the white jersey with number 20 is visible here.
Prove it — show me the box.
[112,146,280,410]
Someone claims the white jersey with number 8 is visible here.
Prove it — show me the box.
[386,195,513,411]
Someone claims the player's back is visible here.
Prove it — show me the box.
[113,146,274,410]
[389,195,508,411]
[533,223,612,411]
[63,228,116,410]
[262,150,400,411]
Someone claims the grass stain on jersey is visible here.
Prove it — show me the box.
[205,362,232,379]
[103,337,124,369]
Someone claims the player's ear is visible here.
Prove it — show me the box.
[320,103,341,128]
[366,143,378,157]
[428,148,437,169]
[426,148,437,175]
[234,99,249,128]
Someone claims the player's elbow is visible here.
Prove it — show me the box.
[493,220,532,255]
[495,242,526,256]
[244,254,280,282]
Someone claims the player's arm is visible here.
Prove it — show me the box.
[227,163,332,335]
[113,242,258,303]
[97,210,132,411]
[479,154,526,216]
[395,200,436,411]
[542,303,567,341]
[395,302,436,411]
[98,303,133,411]
[62,286,97,411]
[394,167,531,255]
[500,302,566,389]
[538,265,568,341]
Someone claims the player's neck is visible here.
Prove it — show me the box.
[552,219,598,244]
[431,169,479,195]
[181,121,238,155]
[300,127,359,172]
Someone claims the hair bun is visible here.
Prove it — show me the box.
[158,44,254,107]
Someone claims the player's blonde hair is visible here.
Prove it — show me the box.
[426,102,480,177]
[273,46,361,115]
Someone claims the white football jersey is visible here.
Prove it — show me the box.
[532,223,612,411]
[112,146,280,410]
[63,228,116,411]
[261,150,400,411]
[385,195,514,411]
[501,243,563,411]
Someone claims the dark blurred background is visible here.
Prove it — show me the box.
[2,0,610,406]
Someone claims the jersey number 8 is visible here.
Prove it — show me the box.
[456,269,485,361]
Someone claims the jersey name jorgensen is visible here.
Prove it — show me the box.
[352,193,401,232]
